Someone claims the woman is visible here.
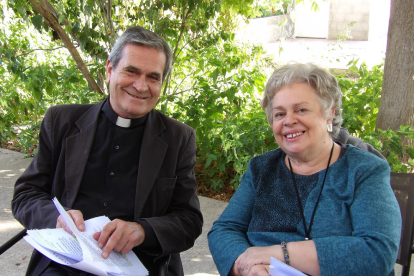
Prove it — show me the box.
[208,63,401,276]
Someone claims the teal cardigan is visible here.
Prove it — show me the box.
[208,145,401,276]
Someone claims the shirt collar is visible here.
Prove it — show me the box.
[102,98,148,128]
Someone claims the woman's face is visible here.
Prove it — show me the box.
[272,83,332,160]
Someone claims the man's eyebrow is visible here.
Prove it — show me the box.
[123,65,139,71]
[123,65,162,79]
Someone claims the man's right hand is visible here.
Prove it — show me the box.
[56,209,85,235]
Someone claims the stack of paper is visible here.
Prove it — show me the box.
[23,197,148,276]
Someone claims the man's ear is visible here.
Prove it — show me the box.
[105,60,112,84]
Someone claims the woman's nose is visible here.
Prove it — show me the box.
[283,112,297,126]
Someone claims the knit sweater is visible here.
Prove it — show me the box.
[208,145,401,276]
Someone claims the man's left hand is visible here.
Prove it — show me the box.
[93,219,145,259]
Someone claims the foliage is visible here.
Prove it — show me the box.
[338,60,383,137]
[363,126,414,173]
[159,41,275,191]
[337,61,414,173]
[253,0,291,18]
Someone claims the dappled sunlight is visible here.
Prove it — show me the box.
[0,168,26,179]
[3,208,12,214]
[0,220,24,231]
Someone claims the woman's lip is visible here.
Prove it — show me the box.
[284,131,305,139]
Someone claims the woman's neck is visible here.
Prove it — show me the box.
[286,142,341,175]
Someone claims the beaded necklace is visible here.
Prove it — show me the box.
[288,142,335,240]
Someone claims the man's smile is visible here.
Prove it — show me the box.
[126,90,148,99]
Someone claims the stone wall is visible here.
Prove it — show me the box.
[235,15,288,44]
[236,0,390,43]
[328,0,371,40]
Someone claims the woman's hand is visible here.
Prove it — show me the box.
[231,263,270,276]
[232,245,281,276]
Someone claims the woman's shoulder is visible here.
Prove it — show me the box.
[340,144,390,173]
[344,145,387,163]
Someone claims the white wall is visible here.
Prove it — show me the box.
[294,0,330,38]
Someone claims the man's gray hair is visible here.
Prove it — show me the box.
[261,63,343,137]
[108,26,173,82]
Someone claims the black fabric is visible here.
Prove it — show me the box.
[73,99,146,221]
[40,262,91,276]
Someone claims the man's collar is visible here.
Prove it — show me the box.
[102,98,147,128]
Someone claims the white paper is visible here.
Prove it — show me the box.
[269,257,306,276]
[23,197,148,276]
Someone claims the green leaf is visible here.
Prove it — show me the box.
[32,88,43,102]
[210,58,222,67]
[58,15,66,25]
[72,21,81,33]
[406,148,414,159]
[205,154,217,168]
[68,75,80,83]
[16,5,26,18]
[210,68,219,84]
[31,15,43,31]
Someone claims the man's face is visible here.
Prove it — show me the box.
[106,44,166,118]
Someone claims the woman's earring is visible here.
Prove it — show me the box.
[327,122,333,133]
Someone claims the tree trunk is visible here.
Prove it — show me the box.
[376,0,414,133]
[29,0,104,95]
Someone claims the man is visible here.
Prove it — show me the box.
[12,26,203,276]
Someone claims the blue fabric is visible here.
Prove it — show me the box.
[208,145,401,276]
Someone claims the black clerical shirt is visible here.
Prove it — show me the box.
[72,98,159,253]
[73,98,146,220]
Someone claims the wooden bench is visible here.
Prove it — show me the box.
[391,172,414,276]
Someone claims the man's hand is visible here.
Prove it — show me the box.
[92,219,145,259]
[233,246,280,276]
[56,209,85,235]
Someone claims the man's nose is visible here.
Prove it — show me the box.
[133,75,148,91]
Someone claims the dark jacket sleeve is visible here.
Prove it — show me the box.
[142,125,203,257]
[12,107,61,229]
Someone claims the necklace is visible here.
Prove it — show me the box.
[288,142,335,240]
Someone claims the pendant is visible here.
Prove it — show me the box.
[305,237,309,241]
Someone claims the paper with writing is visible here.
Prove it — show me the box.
[23,197,148,276]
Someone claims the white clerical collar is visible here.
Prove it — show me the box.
[116,117,131,128]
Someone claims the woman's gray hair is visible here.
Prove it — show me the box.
[108,26,173,82]
[261,63,343,137]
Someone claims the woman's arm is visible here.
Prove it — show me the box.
[208,164,257,275]
[313,156,401,275]
[232,240,320,276]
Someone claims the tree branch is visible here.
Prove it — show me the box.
[16,46,68,57]
[162,1,195,96]
[29,0,104,94]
